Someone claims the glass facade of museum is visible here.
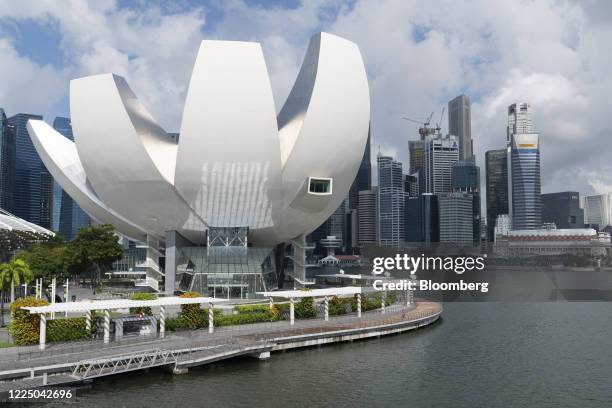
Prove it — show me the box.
[176,246,278,298]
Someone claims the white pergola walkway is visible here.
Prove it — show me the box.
[23,296,227,351]
[259,287,362,324]
[258,286,411,325]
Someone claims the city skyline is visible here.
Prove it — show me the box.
[0,1,611,199]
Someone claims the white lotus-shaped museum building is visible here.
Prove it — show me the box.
[27,32,370,296]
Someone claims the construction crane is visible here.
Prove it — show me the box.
[435,106,445,134]
[402,111,435,140]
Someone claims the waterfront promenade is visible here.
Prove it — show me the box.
[0,300,441,394]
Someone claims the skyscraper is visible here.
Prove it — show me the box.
[403,174,418,197]
[541,192,584,229]
[451,159,480,243]
[507,102,534,144]
[404,193,439,244]
[448,95,472,160]
[581,194,612,229]
[349,126,372,210]
[424,134,459,194]
[0,109,16,212]
[422,193,439,244]
[408,139,425,195]
[8,113,52,228]
[52,117,91,240]
[508,104,541,230]
[404,196,422,243]
[358,188,377,246]
[485,149,509,241]
[377,155,404,246]
[439,192,474,245]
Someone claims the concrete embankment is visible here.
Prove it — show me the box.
[0,301,442,396]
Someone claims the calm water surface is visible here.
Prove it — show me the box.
[43,303,612,408]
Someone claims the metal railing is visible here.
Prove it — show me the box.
[0,300,441,374]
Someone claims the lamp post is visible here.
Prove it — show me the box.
[63,279,69,317]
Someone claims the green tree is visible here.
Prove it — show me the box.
[64,225,123,288]
[17,245,67,281]
[0,258,34,304]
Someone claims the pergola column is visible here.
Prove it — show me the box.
[159,306,166,339]
[39,313,46,351]
[85,310,92,332]
[289,298,295,325]
[324,296,329,321]
[406,289,411,307]
[381,290,386,314]
[269,297,273,310]
[51,277,56,320]
[103,309,110,344]
[357,293,362,318]
[208,302,214,334]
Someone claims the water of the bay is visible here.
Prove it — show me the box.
[39,302,612,408]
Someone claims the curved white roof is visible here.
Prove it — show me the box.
[0,209,55,236]
[22,296,227,314]
[26,32,370,246]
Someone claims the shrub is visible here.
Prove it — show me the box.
[47,318,90,342]
[179,292,205,329]
[362,296,382,312]
[329,296,351,316]
[165,316,189,331]
[235,304,272,314]
[215,311,276,326]
[129,292,157,316]
[385,291,397,306]
[8,296,49,345]
[295,297,316,319]
[275,303,290,313]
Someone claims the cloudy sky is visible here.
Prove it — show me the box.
[1,0,611,197]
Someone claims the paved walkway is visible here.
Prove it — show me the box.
[0,301,442,389]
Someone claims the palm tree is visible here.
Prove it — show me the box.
[0,258,33,305]
[0,265,8,327]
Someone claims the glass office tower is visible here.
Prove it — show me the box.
[8,113,51,227]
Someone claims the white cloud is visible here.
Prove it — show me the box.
[0,38,66,115]
[1,0,612,198]
[0,1,206,130]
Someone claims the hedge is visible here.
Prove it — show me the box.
[216,310,279,326]
[8,296,94,345]
[129,292,157,316]
[234,304,273,314]
[8,296,49,345]
[274,299,318,319]
[295,297,317,318]
[47,318,92,342]
[329,296,352,316]
[165,305,281,331]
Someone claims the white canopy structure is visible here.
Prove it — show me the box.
[257,286,362,299]
[24,296,227,351]
[0,209,54,236]
[258,287,365,324]
[22,296,225,314]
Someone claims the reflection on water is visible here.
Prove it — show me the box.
[44,303,612,408]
